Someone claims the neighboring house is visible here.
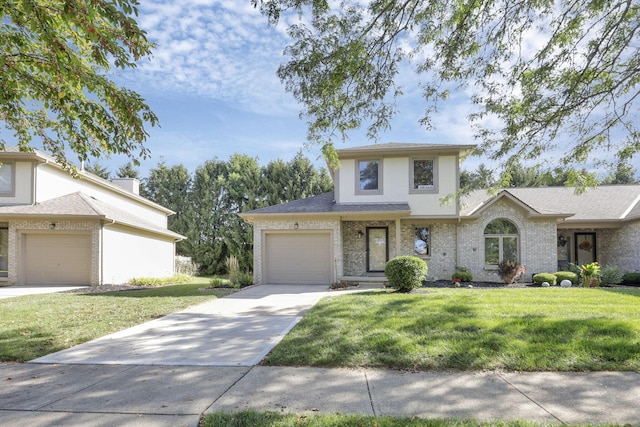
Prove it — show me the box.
[241,142,640,285]
[0,147,183,286]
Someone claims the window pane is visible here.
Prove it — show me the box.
[413,159,434,189]
[359,160,379,190]
[0,164,13,194]
[414,227,430,256]
[0,227,8,277]
[484,219,518,235]
[485,237,499,266]
[503,237,518,262]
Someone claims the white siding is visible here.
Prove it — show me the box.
[101,224,176,284]
[0,161,34,205]
[35,164,168,227]
[336,156,458,216]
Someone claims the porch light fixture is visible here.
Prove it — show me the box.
[294,222,299,230]
[557,235,567,246]
[357,230,364,239]
[49,223,56,230]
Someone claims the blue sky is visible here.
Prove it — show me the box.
[95,0,481,177]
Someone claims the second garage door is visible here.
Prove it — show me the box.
[264,233,332,285]
[23,233,92,285]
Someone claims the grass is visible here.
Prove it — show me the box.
[0,283,233,362]
[262,288,640,371]
[202,410,619,427]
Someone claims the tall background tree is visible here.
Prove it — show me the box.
[142,153,332,276]
[140,162,191,255]
[0,0,157,167]
[254,0,640,187]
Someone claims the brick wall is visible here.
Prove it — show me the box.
[596,222,640,272]
[342,220,397,276]
[458,200,558,282]
[400,221,457,280]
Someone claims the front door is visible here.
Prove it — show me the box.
[367,227,388,272]
[575,232,597,266]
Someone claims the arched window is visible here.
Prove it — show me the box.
[484,219,519,267]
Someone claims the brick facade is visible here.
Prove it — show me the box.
[457,200,557,282]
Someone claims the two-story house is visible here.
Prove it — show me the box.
[241,142,640,285]
[0,147,183,286]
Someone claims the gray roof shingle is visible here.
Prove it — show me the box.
[0,192,184,239]
[243,192,411,215]
[461,185,640,221]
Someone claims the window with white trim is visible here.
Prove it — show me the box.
[484,219,519,267]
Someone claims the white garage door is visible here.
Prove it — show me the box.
[264,233,332,285]
[24,234,92,285]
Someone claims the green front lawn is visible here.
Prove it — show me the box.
[263,288,640,371]
[202,410,617,427]
[0,283,232,362]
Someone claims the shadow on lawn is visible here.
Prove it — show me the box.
[266,295,640,371]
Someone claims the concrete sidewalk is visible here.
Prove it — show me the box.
[1,364,638,426]
[30,284,331,366]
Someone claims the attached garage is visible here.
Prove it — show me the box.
[23,233,92,285]
[263,232,332,285]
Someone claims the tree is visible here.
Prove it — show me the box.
[116,162,140,179]
[185,159,229,275]
[1,1,157,167]
[84,162,110,180]
[602,160,638,185]
[141,162,191,254]
[254,0,640,185]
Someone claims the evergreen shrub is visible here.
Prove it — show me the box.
[385,256,428,292]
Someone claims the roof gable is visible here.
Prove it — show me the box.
[462,185,640,222]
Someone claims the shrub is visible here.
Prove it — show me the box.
[385,256,428,293]
[567,262,582,277]
[622,272,640,286]
[554,271,579,284]
[532,273,556,286]
[599,265,623,286]
[238,272,254,286]
[497,260,526,284]
[209,277,226,287]
[128,274,196,287]
[452,270,473,282]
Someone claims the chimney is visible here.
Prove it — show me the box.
[111,178,140,195]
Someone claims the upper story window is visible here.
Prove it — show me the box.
[357,159,382,195]
[410,158,437,193]
[484,218,519,267]
[0,163,15,197]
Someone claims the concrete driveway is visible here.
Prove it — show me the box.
[31,284,330,366]
[0,285,88,299]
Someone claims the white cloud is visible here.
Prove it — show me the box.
[126,0,297,115]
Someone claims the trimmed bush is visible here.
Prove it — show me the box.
[385,256,428,293]
[452,270,473,282]
[622,272,640,286]
[600,265,623,286]
[498,260,526,284]
[533,273,557,286]
[554,271,578,285]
